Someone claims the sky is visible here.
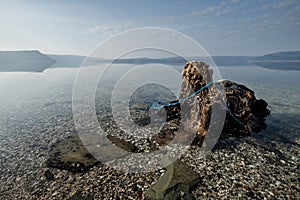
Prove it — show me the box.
[0,0,300,56]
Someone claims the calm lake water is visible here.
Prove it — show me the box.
[0,64,299,144]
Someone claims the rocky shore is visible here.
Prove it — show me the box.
[0,118,298,199]
[0,62,299,199]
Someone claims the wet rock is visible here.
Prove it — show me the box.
[46,134,139,172]
[46,135,101,173]
[145,160,201,200]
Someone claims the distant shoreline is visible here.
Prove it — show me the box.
[252,60,300,62]
[0,50,300,72]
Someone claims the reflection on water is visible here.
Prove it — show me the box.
[0,65,299,134]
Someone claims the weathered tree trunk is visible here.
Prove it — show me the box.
[152,61,270,146]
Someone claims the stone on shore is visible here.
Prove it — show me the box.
[45,135,101,173]
[46,134,139,173]
[145,160,201,200]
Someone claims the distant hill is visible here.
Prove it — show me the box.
[105,56,254,66]
[0,50,55,72]
[110,57,188,65]
[0,50,299,72]
[251,51,300,70]
[0,51,99,72]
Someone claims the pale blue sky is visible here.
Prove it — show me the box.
[0,0,299,56]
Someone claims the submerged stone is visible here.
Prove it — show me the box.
[46,135,101,173]
[145,160,201,200]
[46,134,139,172]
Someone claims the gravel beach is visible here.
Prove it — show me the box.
[0,97,299,199]
[1,65,300,199]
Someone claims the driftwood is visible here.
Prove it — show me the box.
[151,61,270,145]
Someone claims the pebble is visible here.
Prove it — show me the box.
[0,87,299,199]
[280,160,286,164]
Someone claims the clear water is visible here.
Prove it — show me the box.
[0,65,299,144]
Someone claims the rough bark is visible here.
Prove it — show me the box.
[152,61,270,145]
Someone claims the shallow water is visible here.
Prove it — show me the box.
[0,64,299,198]
[219,66,300,148]
[0,65,299,136]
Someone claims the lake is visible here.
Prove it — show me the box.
[0,64,299,130]
[0,64,299,198]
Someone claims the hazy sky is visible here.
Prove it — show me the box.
[0,0,299,56]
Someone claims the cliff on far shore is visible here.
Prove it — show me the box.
[0,50,56,72]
